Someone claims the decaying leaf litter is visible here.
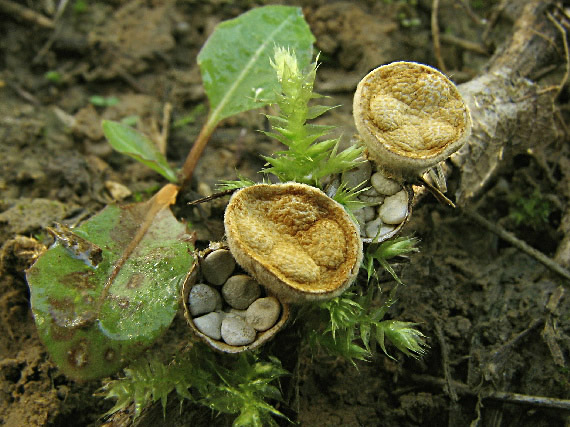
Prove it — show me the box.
[1,0,570,426]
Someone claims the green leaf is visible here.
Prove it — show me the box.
[26,185,194,380]
[331,181,370,214]
[102,120,178,183]
[90,95,120,107]
[376,320,428,359]
[197,5,315,125]
[306,104,338,120]
[216,174,259,191]
[363,236,420,283]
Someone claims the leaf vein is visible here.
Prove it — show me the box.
[208,13,297,124]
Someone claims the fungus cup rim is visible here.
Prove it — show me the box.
[224,182,363,303]
[353,61,472,177]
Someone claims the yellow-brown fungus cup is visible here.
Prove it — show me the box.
[353,61,471,179]
[224,183,363,303]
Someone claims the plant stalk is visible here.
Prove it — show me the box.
[179,117,217,188]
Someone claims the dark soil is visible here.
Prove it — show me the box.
[1,0,569,426]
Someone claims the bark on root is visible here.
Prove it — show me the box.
[450,0,566,206]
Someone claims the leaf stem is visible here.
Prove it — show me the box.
[179,117,217,188]
[97,184,180,317]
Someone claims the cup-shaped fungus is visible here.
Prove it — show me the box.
[182,243,290,353]
[353,61,471,179]
[224,183,363,303]
[338,162,414,244]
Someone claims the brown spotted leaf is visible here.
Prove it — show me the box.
[26,184,194,380]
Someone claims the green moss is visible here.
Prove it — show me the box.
[100,344,289,425]
[508,189,552,230]
[262,47,363,187]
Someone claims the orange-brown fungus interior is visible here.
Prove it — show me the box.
[228,185,359,294]
[362,63,468,159]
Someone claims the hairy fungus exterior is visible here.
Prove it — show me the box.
[353,61,472,177]
[224,183,363,303]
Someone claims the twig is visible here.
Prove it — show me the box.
[439,33,490,56]
[434,321,459,402]
[455,0,485,25]
[33,0,72,63]
[5,81,41,106]
[462,209,570,282]
[489,391,570,411]
[546,285,565,313]
[159,102,172,156]
[531,63,559,80]
[187,189,235,206]
[431,0,447,73]
[411,374,570,411]
[481,0,507,44]
[89,184,178,329]
[542,286,566,366]
[419,173,456,207]
[484,319,543,378]
[34,32,59,64]
[546,11,569,100]
[151,102,173,155]
[117,67,146,93]
[0,0,54,28]
[53,0,70,22]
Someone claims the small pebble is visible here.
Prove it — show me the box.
[222,275,261,309]
[213,291,223,311]
[361,206,376,221]
[221,316,256,346]
[379,223,396,238]
[495,177,510,194]
[225,308,247,319]
[361,186,380,196]
[378,190,408,224]
[193,311,223,340]
[324,176,341,198]
[353,208,366,229]
[197,182,213,197]
[196,183,213,218]
[201,249,236,285]
[365,218,383,238]
[358,187,384,205]
[189,284,221,316]
[341,160,372,190]
[105,180,132,201]
[370,172,401,196]
[246,297,281,331]
[359,194,385,205]
[365,218,395,239]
